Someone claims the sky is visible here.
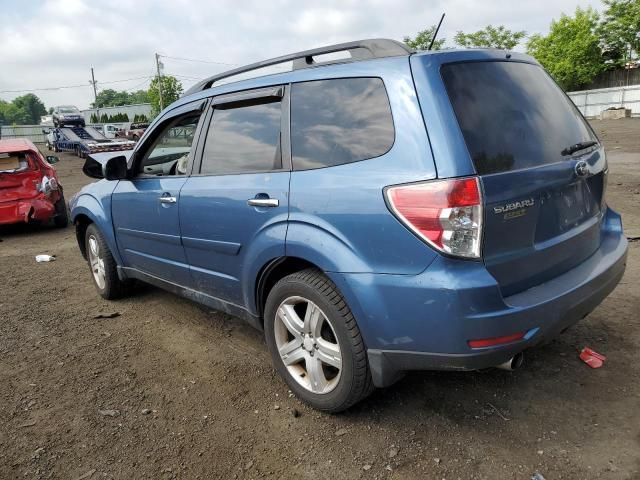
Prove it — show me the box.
[0,0,604,110]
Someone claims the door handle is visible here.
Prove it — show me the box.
[247,198,279,207]
[159,196,177,204]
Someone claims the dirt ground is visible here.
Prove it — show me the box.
[1,119,639,480]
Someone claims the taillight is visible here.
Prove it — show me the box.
[385,177,483,259]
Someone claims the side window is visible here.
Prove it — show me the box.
[291,77,394,170]
[138,112,202,176]
[200,100,282,175]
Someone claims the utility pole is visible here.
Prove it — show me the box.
[90,67,99,123]
[155,53,164,111]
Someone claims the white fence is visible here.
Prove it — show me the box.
[568,85,640,119]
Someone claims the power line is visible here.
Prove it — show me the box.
[124,77,152,92]
[157,53,237,67]
[0,75,154,94]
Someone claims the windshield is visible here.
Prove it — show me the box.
[441,61,597,175]
[59,107,80,114]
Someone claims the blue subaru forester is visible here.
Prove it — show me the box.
[70,39,628,412]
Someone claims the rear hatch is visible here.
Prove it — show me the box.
[440,60,606,297]
[0,152,40,202]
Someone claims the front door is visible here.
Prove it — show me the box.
[180,86,290,306]
[112,103,206,286]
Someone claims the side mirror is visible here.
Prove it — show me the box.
[102,155,128,180]
[46,155,59,164]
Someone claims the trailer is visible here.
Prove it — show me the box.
[47,126,135,158]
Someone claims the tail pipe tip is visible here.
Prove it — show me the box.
[496,352,524,371]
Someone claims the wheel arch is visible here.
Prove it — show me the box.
[255,256,319,324]
[71,194,123,266]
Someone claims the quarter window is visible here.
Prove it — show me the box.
[200,100,282,175]
[290,78,394,170]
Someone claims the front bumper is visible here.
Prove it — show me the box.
[330,208,628,387]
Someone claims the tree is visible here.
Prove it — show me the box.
[404,25,446,51]
[0,93,47,125]
[454,25,527,50]
[598,0,640,68]
[527,7,604,90]
[148,75,183,116]
[91,88,150,108]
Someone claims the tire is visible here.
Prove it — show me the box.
[84,223,128,300]
[53,193,69,228]
[264,268,373,412]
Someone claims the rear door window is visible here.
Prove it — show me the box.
[441,61,597,175]
[200,100,282,175]
[290,77,394,170]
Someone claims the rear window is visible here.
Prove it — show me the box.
[441,61,597,175]
[291,78,394,170]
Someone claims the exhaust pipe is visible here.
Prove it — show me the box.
[496,352,524,371]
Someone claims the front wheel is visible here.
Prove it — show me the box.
[264,269,373,412]
[85,224,129,299]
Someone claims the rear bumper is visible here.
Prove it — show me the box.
[0,196,57,225]
[330,208,627,387]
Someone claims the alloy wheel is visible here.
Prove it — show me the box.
[87,235,106,290]
[274,296,342,394]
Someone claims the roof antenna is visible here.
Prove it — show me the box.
[428,13,446,50]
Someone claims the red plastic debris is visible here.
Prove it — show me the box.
[579,347,606,369]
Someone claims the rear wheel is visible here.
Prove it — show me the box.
[85,224,129,299]
[264,269,373,412]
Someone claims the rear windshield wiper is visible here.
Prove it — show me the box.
[561,140,598,156]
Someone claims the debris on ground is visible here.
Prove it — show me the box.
[579,347,607,368]
[141,408,152,415]
[35,254,56,262]
[93,312,120,319]
[98,409,120,417]
[531,473,546,480]
[335,428,348,436]
[73,469,96,480]
[487,402,510,421]
[19,419,37,428]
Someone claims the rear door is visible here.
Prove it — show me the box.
[179,86,290,305]
[111,101,206,286]
[440,61,606,296]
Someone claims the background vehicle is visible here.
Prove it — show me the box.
[115,122,149,141]
[0,138,67,227]
[43,125,135,158]
[52,105,85,128]
[70,39,627,412]
[95,124,121,139]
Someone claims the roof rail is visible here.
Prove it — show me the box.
[183,38,413,96]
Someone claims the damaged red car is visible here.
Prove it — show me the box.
[0,138,68,227]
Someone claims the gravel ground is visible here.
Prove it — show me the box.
[0,119,639,480]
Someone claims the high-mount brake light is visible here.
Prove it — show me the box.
[385,177,483,259]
